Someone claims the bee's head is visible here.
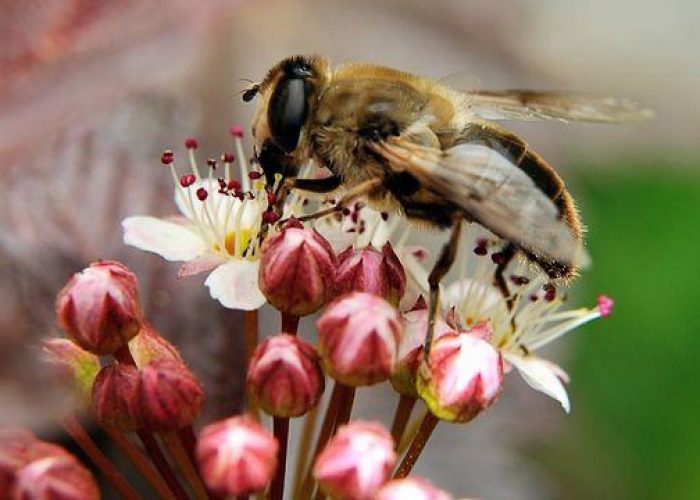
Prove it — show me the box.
[244,55,329,185]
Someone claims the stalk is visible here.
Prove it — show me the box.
[393,411,440,479]
[389,395,417,449]
[161,431,210,500]
[245,310,260,419]
[60,415,140,500]
[292,405,319,499]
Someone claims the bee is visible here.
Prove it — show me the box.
[243,55,649,348]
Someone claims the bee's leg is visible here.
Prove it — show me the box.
[274,175,343,213]
[493,243,516,305]
[425,216,464,355]
[287,178,383,224]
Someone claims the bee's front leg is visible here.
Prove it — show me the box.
[425,216,464,355]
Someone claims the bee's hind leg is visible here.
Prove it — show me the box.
[425,216,464,355]
[493,243,516,306]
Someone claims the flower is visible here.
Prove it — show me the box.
[313,421,396,500]
[375,477,453,500]
[136,359,204,431]
[247,334,325,417]
[122,128,280,310]
[417,328,504,423]
[56,260,143,355]
[317,292,403,386]
[91,363,141,431]
[13,455,99,500]
[196,415,278,497]
[258,218,337,316]
[334,243,406,306]
[435,223,615,412]
[41,339,101,406]
[0,430,98,500]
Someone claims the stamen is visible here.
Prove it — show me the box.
[180,174,196,188]
[196,187,208,201]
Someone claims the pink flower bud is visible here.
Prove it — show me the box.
[317,292,403,386]
[56,260,143,355]
[313,421,396,500]
[375,477,453,500]
[13,455,99,500]
[417,330,503,423]
[0,429,62,495]
[196,415,278,496]
[128,322,183,368]
[41,339,101,405]
[136,360,204,431]
[247,334,324,417]
[91,363,141,431]
[390,306,457,397]
[334,243,406,306]
[259,219,337,316]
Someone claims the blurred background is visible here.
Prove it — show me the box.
[1,0,698,498]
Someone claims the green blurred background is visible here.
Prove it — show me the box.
[539,163,700,499]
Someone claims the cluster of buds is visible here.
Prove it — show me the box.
[0,429,99,499]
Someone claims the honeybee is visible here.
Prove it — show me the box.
[243,55,649,346]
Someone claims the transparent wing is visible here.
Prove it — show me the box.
[372,137,588,267]
[464,90,653,123]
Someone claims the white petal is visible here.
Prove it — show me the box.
[178,254,225,278]
[204,260,266,310]
[122,216,206,261]
[314,218,356,253]
[503,352,571,413]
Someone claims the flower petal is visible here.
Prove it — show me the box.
[178,254,225,278]
[204,260,266,310]
[122,216,205,261]
[503,352,571,413]
[314,218,356,254]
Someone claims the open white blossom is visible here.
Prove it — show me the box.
[122,129,279,310]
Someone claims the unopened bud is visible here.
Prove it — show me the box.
[56,260,143,355]
[91,363,141,431]
[41,339,101,406]
[128,322,183,368]
[375,477,453,500]
[247,334,324,417]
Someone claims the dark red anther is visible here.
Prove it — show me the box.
[196,187,208,201]
[544,285,556,302]
[229,125,244,138]
[207,157,218,169]
[351,211,359,223]
[227,180,241,191]
[222,152,235,163]
[267,192,277,205]
[160,150,174,165]
[179,174,196,187]
[302,199,309,206]
[491,252,506,265]
[185,137,199,149]
[342,207,351,216]
[248,171,263,180]
[380,212,389,221]
[217,178,227,189]
[529,294,539,302]
[474,239,488,256]
[262,211,279,224]
[235,190,245,200]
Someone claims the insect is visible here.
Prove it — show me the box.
[243,55,650,350]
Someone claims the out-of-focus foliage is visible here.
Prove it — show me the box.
[536,163,700,500]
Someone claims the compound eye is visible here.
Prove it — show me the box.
[268,77,311,152]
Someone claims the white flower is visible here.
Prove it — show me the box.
[122,132,280,310]
[433,223,614,413]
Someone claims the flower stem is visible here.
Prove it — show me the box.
[298,382,344,499]
[137,431,189,499]
[270,311,299,500]
[332,384,356,432]
[102,426,172,499]
[60,415,140,500]
[292,405,319,499]
[389,395,417,449]
[161,431,210,500]
[393,411,440,479]
[270,417,290,500]
[178,426,198,466]
[246,310,260,419]
[281,312,300,335]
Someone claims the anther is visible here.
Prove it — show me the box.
[196,187,208,201]
[222,153,235,163]
[267,192,277,205]
[473,239,488,256]
[248,171,263,180]
[262,211,279,224]
[207,157,218,169]
[227,180,241,191]
[185,137,199,149]
[491,252,506,265]
[217,178,227,189]
[381,212,389,221]
[161,150,174,165]
[179,174,196,187]
[230,125,245,138]
[342,207,351,216]
[510,275,530,286]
